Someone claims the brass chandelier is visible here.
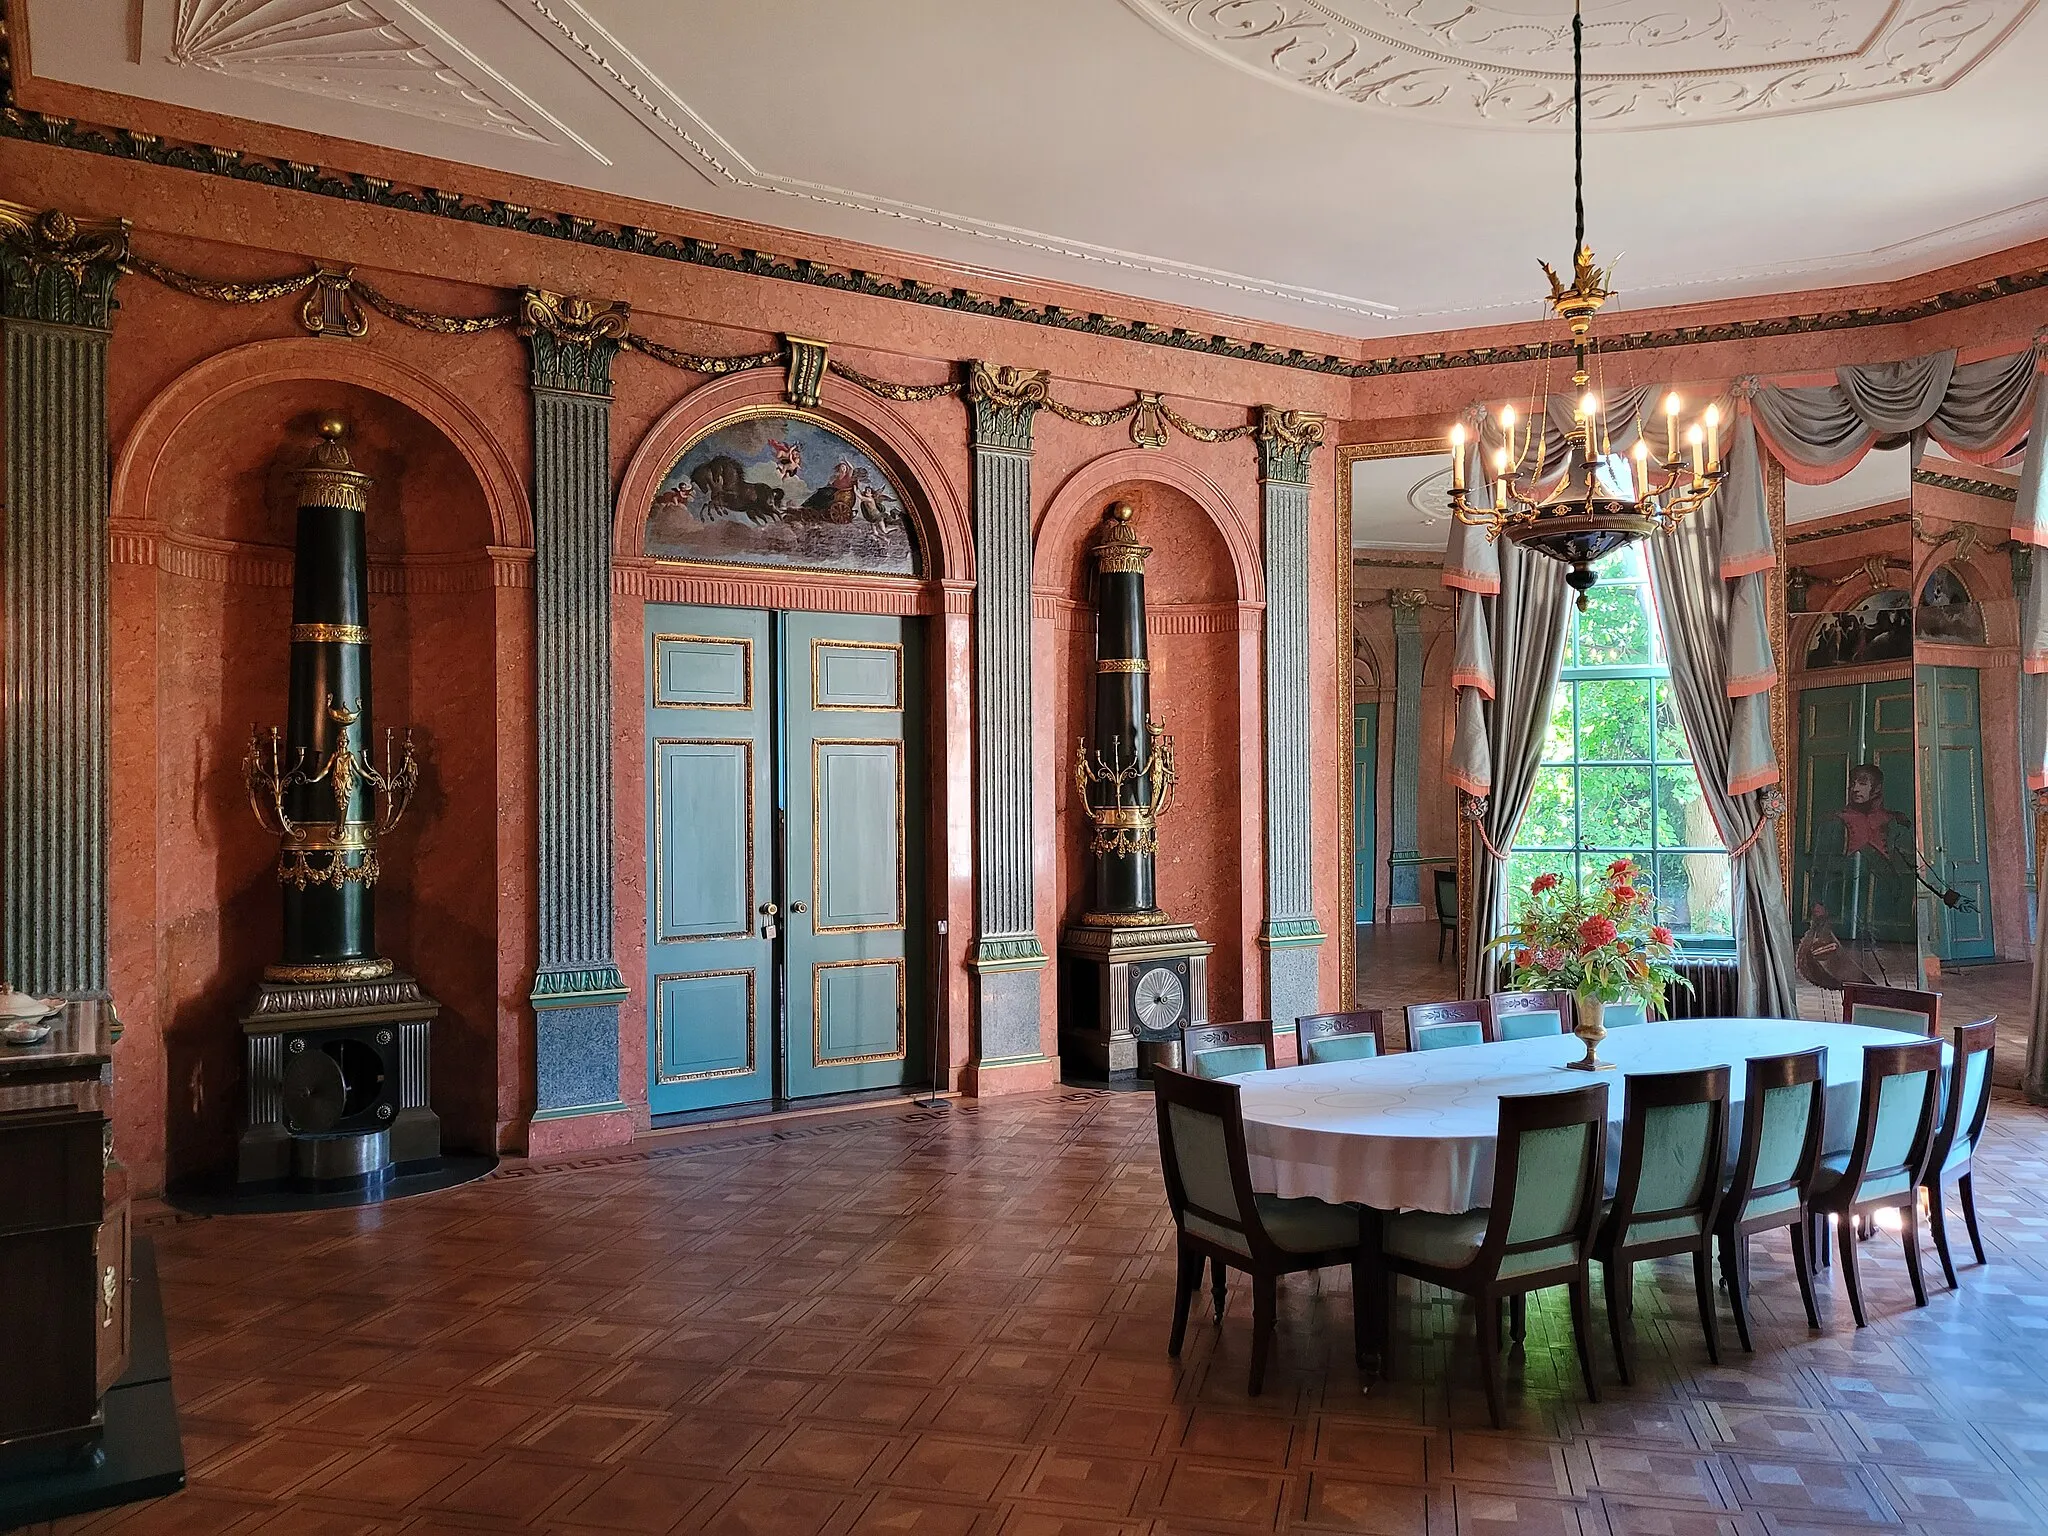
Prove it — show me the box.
[1446,0,1724,609]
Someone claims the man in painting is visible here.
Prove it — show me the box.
[1804,761,1915,951]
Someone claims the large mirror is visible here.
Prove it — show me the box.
[1911,445,2032,1081]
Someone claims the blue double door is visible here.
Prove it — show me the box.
[645,604,925,1114]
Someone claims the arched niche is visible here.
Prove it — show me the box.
[113,361,513,1186]
[1034,468,1254,1021]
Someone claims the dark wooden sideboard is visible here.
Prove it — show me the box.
[0,1003,130,1467]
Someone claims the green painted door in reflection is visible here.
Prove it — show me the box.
[1917,666,1995,962]
[1794,679,1916,947]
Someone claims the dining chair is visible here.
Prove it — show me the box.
[1298,1010,1384,1066]
[1182,1020,1276,1080]
[1841,983,1939,1035]
[1405,999,1490,1052]
[1807,1038,1944,1326]
[1153,1067,1368,1395]
[1594,1066,1730,1382]
[1923,1018,1996,1289]
[1490,990,1574,1042]
[1433,868,1459,964]
[1716,1048,1828,1351]
[1601,1001,1650,1029]
[1374,1083,1608,1427]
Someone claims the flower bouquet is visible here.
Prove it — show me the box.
[1490,858,1685,1070]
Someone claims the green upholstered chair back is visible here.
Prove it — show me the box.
[1298,1010,1383,1067]
[1602,1002,1649,1029]
[1482,1084,1610,1279]
[1406,1000,1489,1053]
[1152,1068,1254,1256]
[1838,1039,1944,1205]
[1191,1044,1269,1080]
[1434,868,1458,925]
[1490,990,1571,1043]
[1843,983,1937,1036]
[1182,1020,1275,1080]
[1607,1066,1729,1251]
[1727,1048,1827,1228]
[1931,1020,1996,1175]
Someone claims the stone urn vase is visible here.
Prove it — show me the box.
[1565,991,1615,1072]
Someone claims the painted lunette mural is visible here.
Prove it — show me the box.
[647,410,919,575]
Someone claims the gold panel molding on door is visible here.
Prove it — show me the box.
[811,957,907,1068]
[809,738,906,934]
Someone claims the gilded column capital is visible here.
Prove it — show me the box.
[968,362,1050,452]
[519,288,630,397]
[0,202,129,329]
[1257,407,1327,486]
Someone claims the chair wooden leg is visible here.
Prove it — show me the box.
[1378,1265,1398,1376]
[1603,1257,1634,1385]
[1248,1271,1277,1396]
[1719,1229,1753,1353]
[1476,1288,1507,1428]
[1901,1196,1928,1309]
[1835,1211,1868,1328]
[1959,1171,1987,1265]
[1437,927,1447,963]
[1210,1256,1228,1322]
[1169,1245,1203,1356]
[1925,1178,1958,1291]
[1351,1252,1374,1370]
[1509,1293,1527,1343]
[1568,1277,1600,1404]
[1788,1217,1822,1330]
[1691,1247,1721,1365]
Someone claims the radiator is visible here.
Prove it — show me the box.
[1664,956,1740,1020]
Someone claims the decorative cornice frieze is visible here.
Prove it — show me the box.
[615,557,955,616]
[108,523,519,590]
[1783,510,1912,545]
[11,45,2044,379]
[0,199,127,327]
[1912,467,2020,504]
[1036,594,1261,632]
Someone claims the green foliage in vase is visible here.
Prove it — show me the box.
[1490,857,1687,1013]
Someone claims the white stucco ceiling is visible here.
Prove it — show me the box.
[28,0,2048,339]
[1351,451,1453,549]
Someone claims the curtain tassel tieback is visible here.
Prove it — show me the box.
[1725,786,1786,859]
[1459,793,1510,861]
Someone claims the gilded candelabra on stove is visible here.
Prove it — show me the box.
[1074,718,1177,860]
[244,698,419,890]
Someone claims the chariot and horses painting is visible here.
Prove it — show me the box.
[646,412,919,575]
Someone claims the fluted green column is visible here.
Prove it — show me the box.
[0,204,127,997]
[966,363,1052,1072]
[521,290,631,1125]
[1257,408,1328,1033]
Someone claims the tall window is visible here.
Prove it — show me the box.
[1508,547,1735,945]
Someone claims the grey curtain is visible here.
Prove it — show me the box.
[1649,425,1798,1018]
[1452,537,1572,996]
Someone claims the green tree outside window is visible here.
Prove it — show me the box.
[1507,547,1735,945]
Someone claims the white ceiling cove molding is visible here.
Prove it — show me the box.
[163,0,604,156]
[503,0,1401,320]
[1123,0,2038,130]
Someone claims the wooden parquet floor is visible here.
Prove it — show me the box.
[45,1082,2048,1536]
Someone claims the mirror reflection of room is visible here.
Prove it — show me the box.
[1911,444,2034,1080]
[1785,447,1920,1017]
[1344,447,1463,1016]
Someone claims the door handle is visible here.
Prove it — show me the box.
[790,902,808,913]
[758,902,778,916]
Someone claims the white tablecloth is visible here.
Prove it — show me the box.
[1230,1018,1946,1214]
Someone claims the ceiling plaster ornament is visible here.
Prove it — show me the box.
[167,0,568,146]
[1124,0,2037,129]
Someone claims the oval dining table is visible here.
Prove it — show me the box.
[1226,1017,1949,1215]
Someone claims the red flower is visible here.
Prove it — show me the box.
[1650,925,1675,947]
[1612,885,1641,906]
[1531,872,1560,895]
[1606,858,1635,880]
[1578,914,1618,952]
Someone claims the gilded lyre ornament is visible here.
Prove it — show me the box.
[243,419,421,982]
